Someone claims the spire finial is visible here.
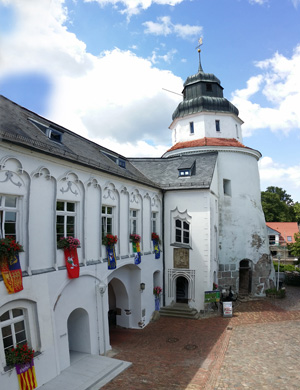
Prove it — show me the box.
[195,37,203,72]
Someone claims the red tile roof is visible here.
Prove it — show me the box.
[266,222,299,244]
[167,137,247,152]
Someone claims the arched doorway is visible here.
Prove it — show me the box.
[176,276,188,303]
[67,308,91,364]
[239,259,252,295]
[108,278,130,328]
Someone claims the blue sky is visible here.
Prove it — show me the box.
[0,0,300,201]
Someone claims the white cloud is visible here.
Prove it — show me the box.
[84,0,184,18]
[248,0,268,4]
[0,0,182,156]
[259,156,300,201]
[291,0,300,8]
[231,45,300,137]
[143,16,202,39]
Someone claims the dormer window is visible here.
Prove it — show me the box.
[189,122,194,134]
[47,128,63,143]
[178,160,195,178]
[28,118,63,143]
[103,152,126,169]
[179,169,191,177]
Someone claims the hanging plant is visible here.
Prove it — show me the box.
[5,344,35,367]
[0,236,24,263]
[153,286,162,298]
[130,234,141,243]
[57,236,80,250]
[102,234,118,247]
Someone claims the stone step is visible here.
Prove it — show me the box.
[159,304,199,319]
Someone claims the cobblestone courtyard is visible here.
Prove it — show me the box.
[101,286,300,390]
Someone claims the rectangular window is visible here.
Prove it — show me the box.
[102,206,113,236]
[287,236,292,242]
[56,201,76,241]
[175,219,190,245]
[206,83,212,92]
[0,195,18,239]
[151,212,157,234]
[130,210,138,235]
[215,120,220,132]
[189,122,194,134]
[1,309,27,364]
[223,179,231,196]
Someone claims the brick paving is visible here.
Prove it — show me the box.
[102,286,300,390]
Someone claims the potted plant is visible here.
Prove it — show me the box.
[102,234,118,270]
[57,236,80,278]
[5,344,37,388]
[130,234,141,244]
[151,233,161,259]
[0,236,24,264]
[0,236,24,294]
[153,286,162,311]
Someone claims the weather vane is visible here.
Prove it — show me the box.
[195,37,203,72]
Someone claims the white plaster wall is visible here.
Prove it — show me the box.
[163,189,215,311]
[0,143,163,388]
[171,112,243,145]
[217,150,269,265]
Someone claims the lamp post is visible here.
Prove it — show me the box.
[277,253,281,291]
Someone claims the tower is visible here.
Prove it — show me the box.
[163,44,274,297]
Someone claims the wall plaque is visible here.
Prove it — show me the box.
[174,248,189,269]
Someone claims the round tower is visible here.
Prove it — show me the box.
[163,48,274,296]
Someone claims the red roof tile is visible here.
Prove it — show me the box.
[266,222,299,244]
[167,137,247,152]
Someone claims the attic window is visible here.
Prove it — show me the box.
[103,152,126,169]
[48,128,63,143]
[287,236,292,242]
[206,83,212,92]
[179,169,191,177]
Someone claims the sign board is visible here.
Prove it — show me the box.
[204,290,220,303]
[223,301,233,317]
[173,248,189,269]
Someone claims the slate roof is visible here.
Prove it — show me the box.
[129,152,218,190]
[0,95,158,188]
[167,137,247,153]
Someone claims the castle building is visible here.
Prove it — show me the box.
[0,57,273,388]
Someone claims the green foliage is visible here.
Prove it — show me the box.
[284,272,300,286]
[273,262,299,272]
[5,344,34,367]
[265,288,286,298]
[261,187,296,222]
[289,233,300,259]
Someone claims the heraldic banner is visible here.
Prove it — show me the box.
[64,248,80,278]
[132,242,141,265]
[153,240,160,259]
[15,360,37,390]
[107,246,116,269]
[0,254,23,294]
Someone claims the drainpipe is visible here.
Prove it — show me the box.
[162,190,166,307]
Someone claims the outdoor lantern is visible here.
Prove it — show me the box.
[140,283,145,291]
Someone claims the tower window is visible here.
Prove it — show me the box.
[206,83,212,92]
[235,124,239,138]
[223,179,231,196]
[215,120,220,132]
[189,122,194,134]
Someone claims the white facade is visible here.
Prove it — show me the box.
[0,140,163,388]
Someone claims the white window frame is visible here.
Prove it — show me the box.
[175,218,190,245]
[0,195,18,239]
[151,212,158,234]
[102,206,114,237]
[130,209,138,235]
[56,201,77,242]
[0,301,39,370]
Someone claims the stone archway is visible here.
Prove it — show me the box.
[108,278,130,328]
[67,308,91,364]
[239,259,252,295]
[176,276,189,303]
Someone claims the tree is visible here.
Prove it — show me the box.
[261,187,296,222]
[290,233,300,260]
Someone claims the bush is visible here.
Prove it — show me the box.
[265,288,286,298]
[273,262,299,272]
[284,271,300,286]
